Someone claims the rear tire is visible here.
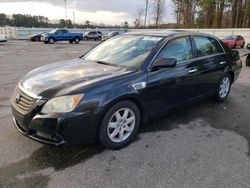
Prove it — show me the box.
[246,55,250,66]
[34,37,40,42]
[214,74,232,102]
[74,37,80,44]
[99,101,141,150]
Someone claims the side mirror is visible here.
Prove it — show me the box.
[151,58,177,70]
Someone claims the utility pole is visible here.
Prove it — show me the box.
[64,0,67,21]
[144,0,149,28]
[73,10,76,28]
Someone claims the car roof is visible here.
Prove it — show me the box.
[124,30,214,38]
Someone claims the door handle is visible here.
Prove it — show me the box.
[220,61,227,65]
[188,68,198,74]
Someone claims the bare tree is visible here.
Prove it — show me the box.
[144,0,150,27]
[133,8,145,28]
[152,0,166,27]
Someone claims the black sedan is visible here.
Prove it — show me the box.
[28,32,45,41]
[11,31,242,149]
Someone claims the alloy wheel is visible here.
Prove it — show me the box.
[107,108,136,143]
[219,77,230,98]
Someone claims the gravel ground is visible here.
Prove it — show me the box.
[0,40,250,188]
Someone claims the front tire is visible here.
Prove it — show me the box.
[214,74,232,102]
[48,38,55,44]
[99,101,141,150]
[241,42,245,48]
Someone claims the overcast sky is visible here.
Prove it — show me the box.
[0,0,175,25]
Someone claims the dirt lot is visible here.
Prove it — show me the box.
[0,40,250,188]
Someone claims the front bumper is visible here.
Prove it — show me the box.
[12,105,101,146]
[41,36,48,41]
[224,43,235,48]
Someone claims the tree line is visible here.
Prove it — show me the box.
[0,13,128,29]
[134,0,250,28]
[1,0,250,29]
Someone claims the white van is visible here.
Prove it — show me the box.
[0,34,7,42]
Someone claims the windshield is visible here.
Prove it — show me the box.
[223,35,237,40]
[49,29,57,33]
[84,35,163,68]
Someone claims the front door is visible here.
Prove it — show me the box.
[144,36,200,116]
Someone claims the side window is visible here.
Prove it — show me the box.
[56,30,62,34]
[194,36,223,57]
[155,37,192,63]
[62,30,68,34]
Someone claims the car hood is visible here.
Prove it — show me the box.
[222,39,235,43]
[19,58,133,98]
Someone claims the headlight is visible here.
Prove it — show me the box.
[41,94,84,113]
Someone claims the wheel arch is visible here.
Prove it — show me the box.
[95,95,147,138]
[48,37,55,43]
[48,36,55,40]
[228,71,235,83]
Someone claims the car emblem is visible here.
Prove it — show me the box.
[15,94,21,103]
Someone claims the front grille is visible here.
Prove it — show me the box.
[12,87,37,114]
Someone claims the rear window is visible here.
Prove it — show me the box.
[223,35,237,40]
[219,40,231,53]
[194,36,224,57]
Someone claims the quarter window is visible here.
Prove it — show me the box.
[193,36,223,57]
[155,37,192,63]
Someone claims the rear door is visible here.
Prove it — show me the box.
[191,35,226,95]
[145,36,200,115]
[89,32,97,39]
[62,29,70,40]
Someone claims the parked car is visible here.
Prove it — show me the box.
[41,29,83,44]
[0,34,7,43]
[222,35,245,48]
[102,32,119,41]
[83,31,102,40]
[28,32,45,41]
[247,43,250,49]
[11,31,242,149]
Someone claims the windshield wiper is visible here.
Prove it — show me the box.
[94,60,117,67]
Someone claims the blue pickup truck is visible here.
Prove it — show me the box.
[41,29,83,44]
